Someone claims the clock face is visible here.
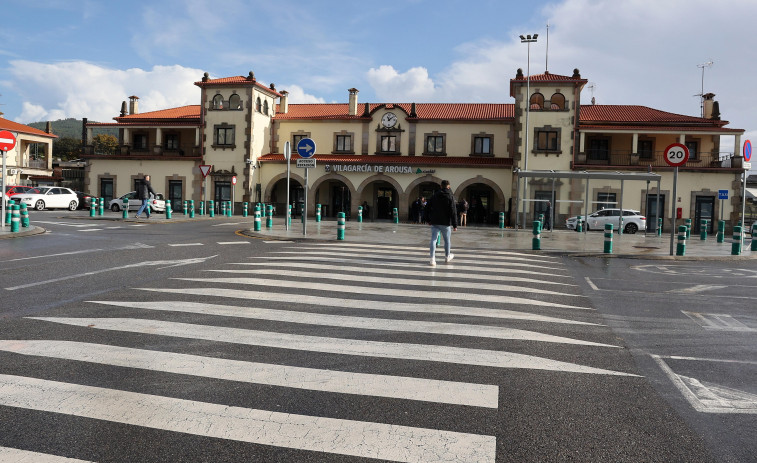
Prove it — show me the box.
[381,112,398,128]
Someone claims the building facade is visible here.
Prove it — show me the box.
[82,68,746,231]
[1,115,57,188]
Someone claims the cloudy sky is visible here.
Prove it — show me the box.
[1,0,754,150]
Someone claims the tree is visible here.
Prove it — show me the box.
[92,134,119,155]
[53,137,83,160]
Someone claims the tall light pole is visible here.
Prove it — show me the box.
[520,33,538,230]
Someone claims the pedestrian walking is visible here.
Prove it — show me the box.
[425,180,458,266]
[544,201,552,231]
[458,198,469,226]
[135,174,157,219]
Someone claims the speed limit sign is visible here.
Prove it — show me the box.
[663,143,689,167]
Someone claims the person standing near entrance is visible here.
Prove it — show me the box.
[135,174,156,219]
[544,201,552,231]
[426,180,458,266]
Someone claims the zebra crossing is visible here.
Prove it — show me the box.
[0,242,641,462]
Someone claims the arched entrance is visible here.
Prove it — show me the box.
[357,179,401,221]
[269,178,304,217]
[406,179,440,223]
[458,183,498,225]
[314,179,352,219]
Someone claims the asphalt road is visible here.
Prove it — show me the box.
[0,210,754,462]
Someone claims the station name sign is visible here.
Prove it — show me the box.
[324,164,435,175]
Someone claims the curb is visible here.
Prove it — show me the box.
[0,226,46,239]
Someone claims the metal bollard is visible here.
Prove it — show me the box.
[254,206,261,231]
[677,225,687,256]
[752,223,757,251]
[243,202,248,217]
[337,212,345,240]
[604,223,613,254]
[123,198,129,219]
[209,200,215,217]
[700,219,707,240]
[11,205,20,232]
[166,200,172,219]
[183,200,188,215]
[685,218,692,239]
[657,217,663,237]
[316,204,321,222]
[98,197,104,216]
[576,215,583,233]
[732,226,742,255]
[532,220,542,250]
[392,207,398,224]
[357,206,363,223]
[717,220,725,243]
[20,203,29,228]
[266,205,273,228]
[499,212,505,229]
[89,198,96,217]
[190,200,195,218]
[5,200,13,224]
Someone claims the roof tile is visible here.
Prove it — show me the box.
[0,118,57,139]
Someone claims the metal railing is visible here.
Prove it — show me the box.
[575,150,736,169]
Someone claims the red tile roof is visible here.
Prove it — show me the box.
[113,105,201,122]
[0,118,57,139]
[275,103,514,121]
[194,75,282,97]
[259,153,513,167]
[578,105,740,133]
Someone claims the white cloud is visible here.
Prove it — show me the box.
[281,85,326,104]
[8,61,202,123]
[366,65,436,102]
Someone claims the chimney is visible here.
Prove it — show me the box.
[279,90,289,114]
[348,88,359,116]
[129,95,139,115]
[46,121,52,134]
[702,93,715,119]
[120,101,127,117]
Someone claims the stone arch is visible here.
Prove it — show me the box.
[309,173,357,216]
[264,171,305,203]
[356,174,406,220]
[406,175,443,196]
[456,175,507,210]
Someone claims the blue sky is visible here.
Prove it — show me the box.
[1,0,755,150]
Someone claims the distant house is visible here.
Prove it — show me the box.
[0,113,57,187]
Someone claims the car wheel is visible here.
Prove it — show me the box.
[625,223,638,234]
[111,204,120,212]
[35,200,45,211]
[68,201,77,211]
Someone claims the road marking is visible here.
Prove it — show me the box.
[168,243,204,247]
[105,226,123,229]
[681,311,754,331]
[31,221,93,228]
[212,222,251,226]
[90,300,613,347]
[176,277,587,309]
[251,255,571,278]
[585,277,599,291]
[263,240,294,243]
[652,355,757,414]
[0,340,496,408]
[3,249,103,263]
[235,261,575,286]
[147,287,596,324]
[79,228,104,232]
[668,284,728,294]
[0,374,497,462]
[217,241,249,245]
[210,269,582,297]
[30,318,635,376]
[0,446,93,462]
[308,242,560,260]
[661,355,757,366]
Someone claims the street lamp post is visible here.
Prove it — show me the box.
[520,33,538,230]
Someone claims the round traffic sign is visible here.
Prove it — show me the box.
[232,176,237,185]
[663,143,689,167]
[744,140,752,162]
[0,130,17,152]
[296,138,316,159]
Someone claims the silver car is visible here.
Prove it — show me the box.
[108,192,166,213]
[566,208,646,234]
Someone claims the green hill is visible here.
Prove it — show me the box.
[27,118,117,139]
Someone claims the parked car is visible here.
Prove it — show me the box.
[74,191,95,210]
[566,208,646,234]
[4,185,33,197]
[108,192,166,213]
[16,187,79,211]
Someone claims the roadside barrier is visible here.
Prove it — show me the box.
[266,205,273,228]
[499,212,505,229]
[254,205,261,231]
[604,223,613,254]
[700,219,708,240]
[337,212,345,240]
[209,200,215,218]
[357,206,363,223]
[392,207,398,224]
[732,226,742,255]
[98,197,104,216]
[183,200,188,216]
[122,198,129,219]
[717,220,725,243]
[752,223,757,251]
[89,198,96,217]
[20,203,29,228]
[676,225,686,256]
[316,204,321,222]
[11,205,20,232]
[243,202,248,217]
[657,218,662,237]
[576,215,583,233]
[190,200,195,218]
[685,218,692,239]
[532,220,541,250]
[166,200,172,219]
[5,200,13,224]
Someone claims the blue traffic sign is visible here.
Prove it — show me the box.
[718,189,728,200]
[297,138,316,159]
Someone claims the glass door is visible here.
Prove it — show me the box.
[100,178,114,204]
[646,194,665,232]
[168,180,183,212]
[694,196,715,233]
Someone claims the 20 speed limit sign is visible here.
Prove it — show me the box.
[663,143,689,167]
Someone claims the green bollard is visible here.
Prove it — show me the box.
[220,201,226,216]
[576,215,583,233]
[337,212,346,240]
[300,203,305,224]
[436,233,441,246]
[209,200,215,217]
[20,203,29,228]
[254,206,261,231]
[538,214,544,228]
[166,200,172,219]
[357,206,363,223]
[189,200,195,218]
[98,197,104,216]
[717,220,725,243]
[700,219,707,240]
[5,200,14,224]
[266,205,273,228]
[316,204,322,222]
[122,198,129,219]
[532,220,542,250]
[657,217,663,237]
[752,224,757,251]
[392,207,399,224]
[199,201,205,216]
[685,218,692,239]
[732,226,742,255]
[499,212,505,229]
[10,205,20,232]
[677,225,687,256]
[227,201,232,217]
[89,198,96,217]
[287,204,292,226]
[604,223,613,254]
[243,202,248,218]
[183,200,188,215]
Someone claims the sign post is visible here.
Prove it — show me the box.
[664,143,690,256]
[284,141,291,230]
[718,189,728,221]
[296,138,316,236]
[0,130,18,230]
[742,140,751,234]
[231,175,237,216]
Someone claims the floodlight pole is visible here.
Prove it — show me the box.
[520,33,538,230]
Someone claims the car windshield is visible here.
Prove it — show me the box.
[28,187,50,194]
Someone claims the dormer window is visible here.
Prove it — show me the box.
[530,93,544,110]
[550,93,565,110]
[212,94,224,110]
[229,94,242,110]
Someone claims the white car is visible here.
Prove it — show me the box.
[566,208,646,234]
[16,187,79,211]
[108,191,166,213]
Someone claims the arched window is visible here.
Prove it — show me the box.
[530,93,544,110]
[263,100,269,115]
[255,97,262,112]
[550,93,565,110]
[212,94,224,110]
[229,94,242,110]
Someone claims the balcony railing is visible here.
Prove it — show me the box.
[24,159,49,169]
[574,150,737,169]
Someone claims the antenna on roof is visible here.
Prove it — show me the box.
[587,82,596,105]
[545,23,550,72]
[696,60,714,117]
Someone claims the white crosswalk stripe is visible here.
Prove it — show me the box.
[0,446,93,462]
[309,242,561,260]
